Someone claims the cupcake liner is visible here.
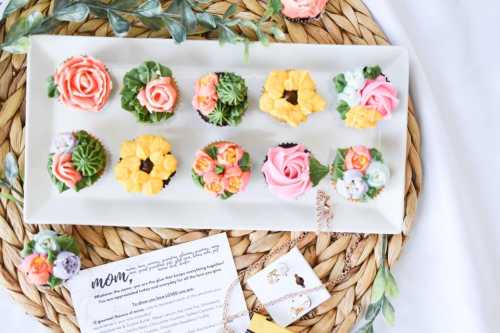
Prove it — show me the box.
[282,11,323,24]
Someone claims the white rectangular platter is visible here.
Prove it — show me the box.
[25,35,408,234]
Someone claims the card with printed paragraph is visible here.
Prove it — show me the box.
[247,247,330,327]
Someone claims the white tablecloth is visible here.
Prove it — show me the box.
[2,0,499,331]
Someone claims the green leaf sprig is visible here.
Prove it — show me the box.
[0,152,23,205]
[0,0,284,55]
[356,235,400,333]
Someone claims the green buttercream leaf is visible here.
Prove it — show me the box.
[72,136,106,177]
[220,190,234,200]
[47,249,57,264]
[48,276,62,289]
[363,65,382,80]
[337,100,350,120]
[57,235,80,255]
[47,76,59,98]
[334,73,347,93]
[191,169,204,188]
[238,152,251,172]
[331,148,348,182]
[216,72,248,106]
[47,154,69,193]
[215,165,225,174]
[370,148,383,162]
[365,186,379,199]
[309,155,329,187]
[20,240,35,257]
[205,146,218,160]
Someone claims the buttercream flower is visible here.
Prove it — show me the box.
[281,0,328,19]
[192,74,219,115]
[193,151,216,176]
[338,69,365,107]
[53,251,81,280]
[345,146,371,172]
[223,167,251,193]
[345,105,382,128]
[262,144,312,199]
[216,143,244,167]
[203,172,225,196]
[52,153,82,189]
[53,56,112,112]
[360,75,399,119]
[366,161,390,188]
[259,70,326,127]
[50,133,77,155]
[137,77,177,113]
[336,170,368,200]
[33,230,60,254]
[19,253,53,286]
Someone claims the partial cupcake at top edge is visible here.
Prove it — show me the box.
[47,56,112,112]
[114,135,177,196]
[121,61,179,123]
[261,143,329,200]
[333,65,399,129]
[192,72,249,127]
[331,145,390,202]
[280,0,328,23]
[48,130,107,192]
[192,141,251,199]
[259,70,326,127]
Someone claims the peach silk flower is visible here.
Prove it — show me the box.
[19,253,53,286]
[359,75,399,119]
[54,56,112,112]
[261,145,312,199]
[344,146,372,172]
[192,74,219,115]
[281,0,328,18]
[52,153,82,188]
[137,77,177,113]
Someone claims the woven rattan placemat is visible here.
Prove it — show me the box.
[0,0,422,332]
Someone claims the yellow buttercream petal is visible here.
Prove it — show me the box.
[312,94,326,112]
[120,141,137,158]
[259,93,275,112]
[136,142,150,160]
[162,154,177,174]
[142,178,164,195]
[149,151,163,166]
[120,156,141,170]
[114,164,130,181]
[150,136,171,154]
[136,135,155,147]
[345,106,382,128]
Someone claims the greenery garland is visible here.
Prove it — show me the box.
[0,0,284,56]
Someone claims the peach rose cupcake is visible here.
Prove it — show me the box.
[280,0,328,23]
[121,61,179,123]
[47,56,112,112]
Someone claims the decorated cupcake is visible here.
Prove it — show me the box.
[259,70,326,127]
[48,131,106,192]
[47,56,112,112]
[192,72,248,127]
[115,135,177,195]
[331,145,390,201]
[19,230,81,288]
[192,142,251,199]
[333,65,399,128]
[261,143,328,200]
[280,0,328,23]
[121,61,179,123]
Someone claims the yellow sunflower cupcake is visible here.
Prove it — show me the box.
[114,135,177,195]
[259,70,326,127]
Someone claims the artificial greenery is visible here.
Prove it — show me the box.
[121,61,175,123]
[0,152,24,205]
[356,235,399,333]
[0,0,284,55]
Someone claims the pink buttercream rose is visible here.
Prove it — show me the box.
[54,56,112,112]
[345,146,371,172]
[137,77,178,113]
[360,75,399,119]
[52,153,82,188]
[192,74,219,115]
[261,144,312,199]
[19,253,53,286]
[281,0,328,19]
[216,143,244,167]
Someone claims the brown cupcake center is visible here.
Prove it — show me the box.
[140,158,154,174]
[283,90,298,105]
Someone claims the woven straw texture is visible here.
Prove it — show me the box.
[0,0,422,332]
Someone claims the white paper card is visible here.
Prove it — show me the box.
[247,247,330,327]
[68,233,249,333]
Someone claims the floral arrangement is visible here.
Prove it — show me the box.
[262,143,329,199]
[192,72,248,126]
[47,56,112,112]
[19,230,81,288]
[259,70,326,127]
[334,65,399,128]
[48,131,107,192]
[280,0,328,23]
[192,142,251,199]
[115,135,177,195]
[331,145,389,201]
[121,61,178,123]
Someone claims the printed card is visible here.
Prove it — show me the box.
[68,233,249,333]
[247,247,330,327]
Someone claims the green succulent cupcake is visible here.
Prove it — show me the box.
[121,61,179,123]
[192,72,248,127]
[48,130,106,192]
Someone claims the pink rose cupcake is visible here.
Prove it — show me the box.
[280,0,328,23]
[333,65,399,129]
[192,141,251,199]
[261,143,329,200]
[121,61,179,123]
[47,56,112,112]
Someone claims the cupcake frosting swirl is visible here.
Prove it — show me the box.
[137,77,177,113]
[52,153,82,189]
[262,144,312,199]
[281,0,328,19]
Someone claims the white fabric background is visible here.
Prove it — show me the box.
[2,0,499,331]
